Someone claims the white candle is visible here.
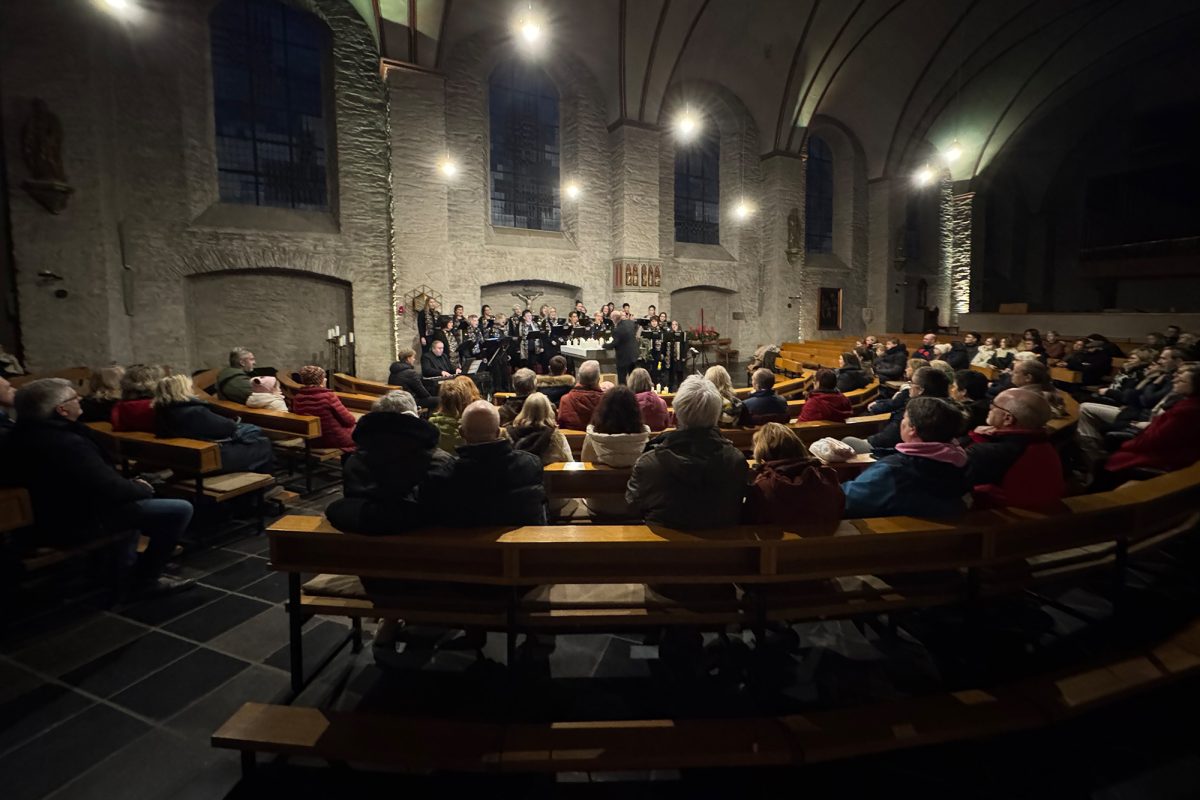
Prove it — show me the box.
[338,335,346,347]
[348,332,354,344]
[334,325,340,337]
[327,328,333,340]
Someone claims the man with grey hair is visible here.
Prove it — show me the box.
[217,346,256,403]
[742,368,789,423]
[500,367,537,425]
[326,389,452,536]
[6,378,194,597]
[625,376,747,529]
[965,388,1064,511]
[557,359,604,430]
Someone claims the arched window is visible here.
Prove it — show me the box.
[805,136,833,253]
[210,0,331,211]
[489,62,560,231]
[674,127,720,244]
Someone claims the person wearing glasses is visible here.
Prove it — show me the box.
[5,378,194,598]
[964,388,1064,512]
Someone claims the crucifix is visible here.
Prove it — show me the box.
[511,286,544,310]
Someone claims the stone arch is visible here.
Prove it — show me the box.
[480,279,583,319]
[669,284,738,336]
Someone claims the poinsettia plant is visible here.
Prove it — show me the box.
[687,325,720,342]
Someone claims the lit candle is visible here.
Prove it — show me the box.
[338,335,346,347]
[333,325,340,337]
[348,332,354,344]
[326,328,333,340]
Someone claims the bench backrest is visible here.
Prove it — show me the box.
[207,399,321,438]
[333,372,391,396]
[86,421,223,475]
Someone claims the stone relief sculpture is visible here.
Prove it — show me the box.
[21,99,73,214]
[786,207,801,265]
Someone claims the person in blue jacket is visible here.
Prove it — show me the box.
[842,396,970,518]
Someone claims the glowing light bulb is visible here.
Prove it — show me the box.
[439,157,457,177]
[914,164,935,186]
[100,0,133,15]
[520,19,542,43]
[734,200,752,220]
[564,182,581,200]
[675,108,701,142]
[943,140,962,164]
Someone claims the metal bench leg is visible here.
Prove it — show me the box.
[288,572,304,694]
[303,441,314,495]
[350,617,363,653]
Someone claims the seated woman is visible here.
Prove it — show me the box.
[504,392,574,465]
[704,364,746,427]
[627,367,670,430]
[80,365,124,423]
[535,355,575,406]
[836,352,871,393]
[246,376,289,412]
[1100,366,1200,484]
[112,364,163,432]
[798,369,853,423]
[152,374,272,473]
[290,366,356,452]
[581,385,650,518]
[744,422,843,532]
[971,337,998,367]
[428,376,476,453]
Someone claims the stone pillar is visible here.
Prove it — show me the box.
[759,153,805,343]
[867,178,900,334]
[609,122,661,308]
[388,66,450,355]
[934,175,954,328]
[949,185,975,324]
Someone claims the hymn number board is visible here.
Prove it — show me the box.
[612,259,663,292]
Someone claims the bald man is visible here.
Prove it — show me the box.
[965,388,1064,512]
[431,400,546,526]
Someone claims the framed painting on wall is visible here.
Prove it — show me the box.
[818,287,843,331]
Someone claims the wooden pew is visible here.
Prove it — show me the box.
[202,400,341,495]
[332,372,391,396]
[10,367,93,394]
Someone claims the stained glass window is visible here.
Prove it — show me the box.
[674,127,720,244]
[805,136,833,253]
[489,62,560,231]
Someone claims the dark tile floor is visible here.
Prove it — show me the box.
[4,487,1200,798]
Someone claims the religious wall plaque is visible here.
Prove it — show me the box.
[612,258,664,293]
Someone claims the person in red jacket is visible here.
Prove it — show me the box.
[111,364,163,432]
[798,369,853,423]
[744,422,844,532]
[290,365,357,452]
[1104,366,1200,476]
[965,388,1064,512]
[556,360,605,430]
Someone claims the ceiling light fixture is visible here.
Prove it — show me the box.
[515,3,543,50]
[943,139,962,164]
[734,199,753,220]
[439,155,458,177]
[100,0,134,16]
[564,182,581,200]
[914,164,935,187]
[676,106,700,142]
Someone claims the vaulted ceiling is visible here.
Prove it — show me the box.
[349,0,1200,181]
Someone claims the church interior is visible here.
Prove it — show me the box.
[2,0,1200,796]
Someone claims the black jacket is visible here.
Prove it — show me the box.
[498,395,528,426]
[326,411,455,535]
[874,345,908,380]
[742,390,789,419]
[155,400,236,440]
[944,342,971,371]
[1066,349,1113,386]
[836,366,871,393]
[387,360,437,408]
[421,350,454,378]
[626,427,748,529]
[604,319,640,367]
[5,418,153,543]
[431,439,546,526]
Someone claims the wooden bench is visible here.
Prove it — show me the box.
[201,400,340,495]
[10,366,93,393]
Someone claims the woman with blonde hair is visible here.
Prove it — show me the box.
[153,374,272,472]
[429,377,474,453]
[704,364,745,427]
[506,392,573,465]
[80,365,125,423]
[744,422,843,531]
[112,363,164,432]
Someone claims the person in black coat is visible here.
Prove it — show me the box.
[388,348,438,409]
[152,375,272,473]
[836,352,872,393]
[845,366,952,453]
[1066,338,1114,386]
[421,339,458,378]
[325,392,455,535]
[873,339,909,381]
[6,378,194,595]
[742,368,790,423]
[943,341,971,371]
[603,312,640,386]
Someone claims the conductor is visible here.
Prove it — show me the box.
[604,310,639,385]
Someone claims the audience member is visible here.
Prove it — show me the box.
[1121,347,1185,415]
[79,366,124,423]
[704,364,747,427]
[434,400,546,525]
[1177,332,1199,360]
[842,396,970,518]
[926,358,957,384]
[505,392,573,465]
[626,376,748,528]
[421,339,458,378]
[1020,329,1045,358]
[428,376,475,453]
[854,335,879,364]
[836,351,872,392]
[962,332,982,364]
[966,389,1063,511]
[1145,332,1166,351]
[1094,347,1156,405]
[942,341,971,370]
[952,369,990,431]
[217,347,256,403]
[989,336,1017,369]
[1163,325,1181,348]
[743,368,790,423]
[627,367,670,430]
[1042,330,1066,362]
[846,366,951,453]
[914,333,938,361]
[535,355,575,406]
[246,376,289,412]
[1102,366,1200,479]
[153,374,274,472]
[1066,336,1114,387]
[325,390,454,535]
[291,365,357,452]
[581,386,650,517]
[112,364,163,432]
[744,423,844,531]
[8,378,194,596]
[873,338,909,381]
[387,347,438,409]
[500,368,537,425]
[558,359,605,430]
[1010,359,1067,418]
[799,369,853,423]
[971,337,998,367]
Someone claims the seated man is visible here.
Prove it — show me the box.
[1074,348,1182,468]
[965,389,1063,512]
[626,376,748,529]
[6,379,194,596]
[326,390,454,535]
[914,333,938,361]
[500,368,536,425]
[1065,336,1113,386]
[430,400,546,526]
[842,396,970,518]
[845,366,951,453]
[1009,358,1066,418]
[421,339,459,379]
[873,338,909,382]
[216,346,256,403]
[742,368,790,423]
[535,355,575,406]
[556,359,605,430]
[1102,366,1200,479]
[388,347,438,409]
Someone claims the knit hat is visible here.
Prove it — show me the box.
[298,365,326,386]
[250,376,278,394]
